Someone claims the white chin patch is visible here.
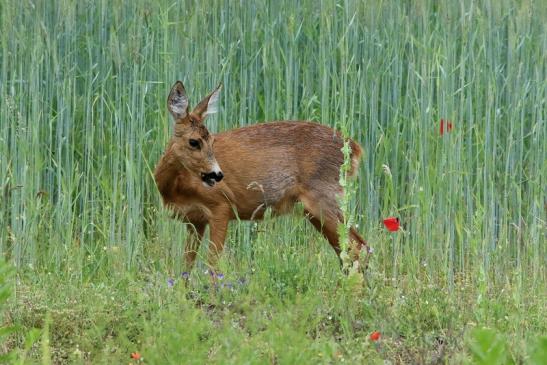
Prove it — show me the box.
[202,181,215,188]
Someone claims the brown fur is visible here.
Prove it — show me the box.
[154,82,369,273]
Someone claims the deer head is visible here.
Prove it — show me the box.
[166,81,223,187]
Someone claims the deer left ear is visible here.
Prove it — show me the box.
[192,84,222,120]
[167,81,189,121]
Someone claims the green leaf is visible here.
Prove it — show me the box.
[23,328,42,351]
[529,336,547,365]
[0,326,16,338]
[467,328,512,365]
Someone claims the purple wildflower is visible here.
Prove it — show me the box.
[206,270,224,279]
[167,278,175,287]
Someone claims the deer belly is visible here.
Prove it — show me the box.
[232,177,299,220]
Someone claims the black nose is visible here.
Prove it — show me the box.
[201,171,223,185]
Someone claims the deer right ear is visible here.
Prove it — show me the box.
[167,81,189,121]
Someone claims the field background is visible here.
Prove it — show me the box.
[1,0,545,363]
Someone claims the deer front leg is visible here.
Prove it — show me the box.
[183,222,206,274]
[206,214,230,277]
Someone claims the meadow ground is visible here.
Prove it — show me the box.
[1,0,546,364]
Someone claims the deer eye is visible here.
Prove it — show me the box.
[188,139,200,149]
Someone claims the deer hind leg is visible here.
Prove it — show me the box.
[300,192,343,258]
[306,214,342,265]
[300,191,368,266]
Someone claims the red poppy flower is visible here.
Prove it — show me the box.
[440,119,453,135]
[130,352,141,360]
[383,217,400,232]
[370,331,381,341]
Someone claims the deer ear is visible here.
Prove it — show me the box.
[192,84,222,120]
[167,81,189,120]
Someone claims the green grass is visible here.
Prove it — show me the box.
[1,0,546,363]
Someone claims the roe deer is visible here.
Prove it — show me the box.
[154,81,369,275]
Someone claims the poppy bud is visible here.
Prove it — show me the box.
[370,331,381,341]
[383,217,400,232]
[440,119,453,135]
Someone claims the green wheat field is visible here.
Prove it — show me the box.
[1,0,546,364]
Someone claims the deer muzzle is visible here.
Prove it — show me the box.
[201,171,224,187]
